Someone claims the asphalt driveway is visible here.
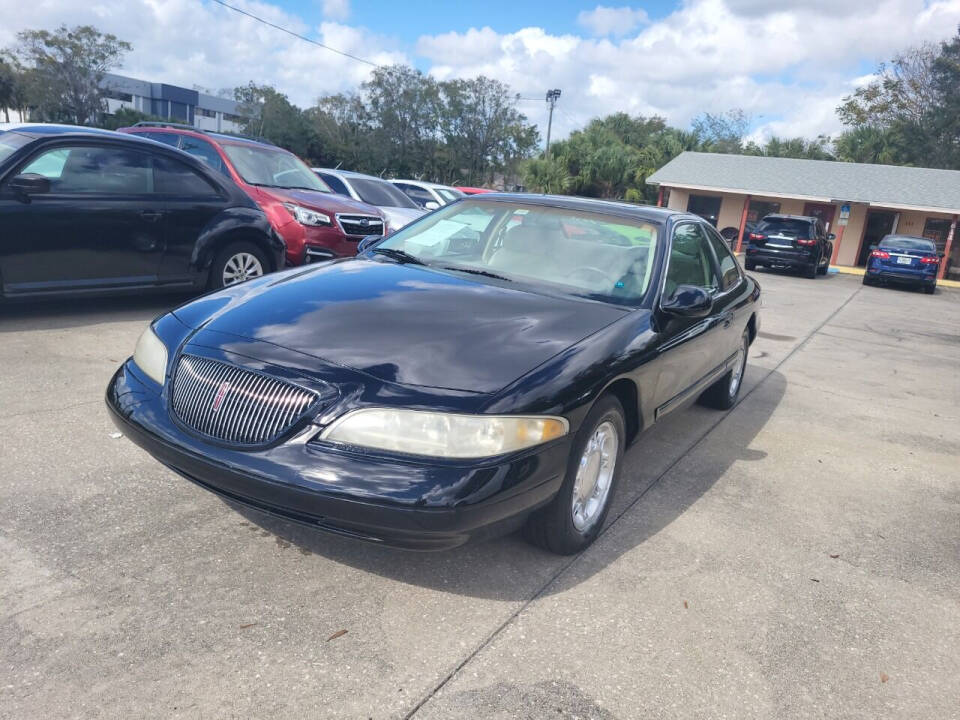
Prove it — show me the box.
[1,271,957,719]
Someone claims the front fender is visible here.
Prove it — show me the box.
[192,207,284,271]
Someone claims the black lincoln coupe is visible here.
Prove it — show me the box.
[107,195,760,554]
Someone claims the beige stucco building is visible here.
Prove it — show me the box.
[647,152,960,280]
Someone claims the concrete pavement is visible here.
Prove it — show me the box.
[1,272,957,719]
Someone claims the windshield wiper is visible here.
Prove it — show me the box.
[440,264,512,282]
[371,248,426,265]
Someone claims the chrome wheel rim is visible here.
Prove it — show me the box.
[571,420,618,532]
[729,334,748,398]
[222,252,264,286]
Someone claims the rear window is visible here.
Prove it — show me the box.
[879,236,936,252]
[755,218,813,237]
[350,178,419,208]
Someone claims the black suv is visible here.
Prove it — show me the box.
[743,214,834,278]
[0,125,284,300]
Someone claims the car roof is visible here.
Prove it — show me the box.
[120,124,278,149]
[314,168,386,181]
[459,193,680,223]
[2,123,123,138]
[389,178,460,190]
[762,214,817,222]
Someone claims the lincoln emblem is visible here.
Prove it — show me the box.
[211,381,230,412]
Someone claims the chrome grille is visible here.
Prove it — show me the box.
[170,355,317,445]
[337,214,384,237]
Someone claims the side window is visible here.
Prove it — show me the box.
[153,156,220,196]
[23,146,152,194]
[179,137,225,174]
[664,223,720,297]
[321,173,351,196]
[704,224,742,291]
[138,132,181,148]
[395,183,433,208]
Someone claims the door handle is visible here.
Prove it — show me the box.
[140,210,164,223]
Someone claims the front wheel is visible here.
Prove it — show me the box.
[209,241,268,290]
[698,329,749,410]
[523,395,626,555]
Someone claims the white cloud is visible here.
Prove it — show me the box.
[321,0,350,22]
[577,5,650,36]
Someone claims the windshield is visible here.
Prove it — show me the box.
[351,177,419,208]
[756,218,812,237]
[879,236,936,252]
[0,131,32,164]
[221,143,330,191]
[374,200,660,304]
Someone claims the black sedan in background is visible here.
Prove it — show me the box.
[0,125,284,300]
[107,196,760,554]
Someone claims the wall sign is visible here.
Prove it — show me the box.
[838,203,851,227]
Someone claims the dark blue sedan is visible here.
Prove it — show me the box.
[863,235,941,293]
[106,195,760,554]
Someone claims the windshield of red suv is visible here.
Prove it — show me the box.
[221,143,331,192]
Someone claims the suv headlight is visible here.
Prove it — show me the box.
[320,408,568,459]
[283,203,331,227]
[132,325,168,385]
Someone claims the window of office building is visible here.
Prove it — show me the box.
[747,200,781,224]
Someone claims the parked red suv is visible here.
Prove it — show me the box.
[119,123,385,265]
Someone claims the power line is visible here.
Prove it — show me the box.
[207,0,378,67]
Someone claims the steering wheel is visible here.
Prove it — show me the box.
[566,266,614,289]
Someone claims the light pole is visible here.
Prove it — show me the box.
[545,88,561,156]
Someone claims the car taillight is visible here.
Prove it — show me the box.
[748,233,764,241]
[796,238,816,246]
[920,256,939,265]
[871,250,890,259]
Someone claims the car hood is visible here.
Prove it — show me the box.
[172,258,626,393]
[263,187,384,217]
[379,205,425,230]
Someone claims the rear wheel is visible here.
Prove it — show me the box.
[862,274,874,286]
[523,395,625,555]
[817,255,829,275]
[804,260,817,279]
[699,329,749,411]
[744,259,756,271]
[209,242,268,290]
[923,284,936,294]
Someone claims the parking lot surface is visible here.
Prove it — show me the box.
[2,272,958,719]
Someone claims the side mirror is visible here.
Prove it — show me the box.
[10,173,51,197]
[356,234,383,254]
[424,201,440,210]
[827,233,836,240]
[661,285,713,318]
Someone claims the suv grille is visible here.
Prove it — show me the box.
[337,214,384,237]
[171,355,317,446]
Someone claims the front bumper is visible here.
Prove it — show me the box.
[106,361,566,550]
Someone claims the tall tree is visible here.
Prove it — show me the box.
[930,28,960,169]
[233,82,314,156]
[691,109,750,154]
[14,25,130,125]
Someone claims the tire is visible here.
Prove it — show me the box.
[744,259,756,271]
[923,284,936,294]
[209,241,268,290]
[523,395,626,555]
[803,261,817,279]
[698,328,749,411]
[817,256,829,275]
[862,274,874,286]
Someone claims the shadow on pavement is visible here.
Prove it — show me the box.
[0,292,192,333]
[231,368,787,601]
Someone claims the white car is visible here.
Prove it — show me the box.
[313,168,426,231]
[389,179,464,210]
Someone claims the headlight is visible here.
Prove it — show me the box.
[283,203,331,226]
[132,325,168,385]
[320,408,568,459]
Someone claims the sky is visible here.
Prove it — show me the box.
[2,0,960,144]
